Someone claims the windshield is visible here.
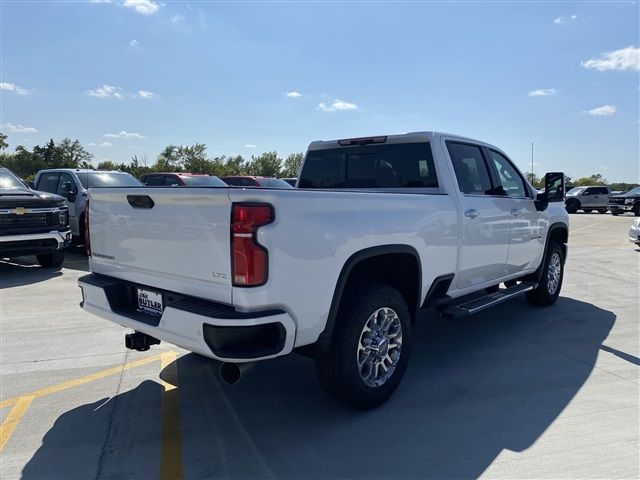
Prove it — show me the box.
[567,187,585,195]
[256,178,294,188]
[181,175,228,186]
[77,172,142,188]
[624,186,640,196]
[0,168,26,189]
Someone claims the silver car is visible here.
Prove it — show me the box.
[34,169,141,243]
[629,218,640,247]
[565,186,611,214]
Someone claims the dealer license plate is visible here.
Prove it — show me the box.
[137,288,163,316]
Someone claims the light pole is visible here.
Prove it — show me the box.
[531,142,534,184]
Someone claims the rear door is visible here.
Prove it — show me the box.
[445,141,510,289]
[88,188,233,304]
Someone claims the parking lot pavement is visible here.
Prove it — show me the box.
[1,214,638,479]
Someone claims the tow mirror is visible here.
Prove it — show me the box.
[535,172,564,211]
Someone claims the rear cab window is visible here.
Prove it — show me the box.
[298,142,438,189]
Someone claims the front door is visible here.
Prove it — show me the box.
[486,149,542,275]
[445,141,510,289]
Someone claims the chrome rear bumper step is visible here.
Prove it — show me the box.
[442,281,537,319]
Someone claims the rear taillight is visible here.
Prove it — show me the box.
[84,198,91,257]
[231,203,274,287]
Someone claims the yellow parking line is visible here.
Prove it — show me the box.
[0,395,35,452]
[0,353,164,410]
[160,351,183,480]
[570,223,598,234]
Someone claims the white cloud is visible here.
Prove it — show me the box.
[123,0,159,15]
[90,0,112,3]
[103,130,145,139]
[86,84,123,99]
[286,91,302,98]
[244,144,257,148]
[583,105,616,116]
[99,141,113,147]
[3,123,37,133]
[554,14,578,25]
[129,39,139,46]
[317,99,359,112]
[137,90,155,99]
[170,14,184,23]
[581,46,640,72]
[528,88,558,97]
[0,82,33,95]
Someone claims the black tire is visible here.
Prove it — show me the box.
[634,204,640,217]
[565,201,578,214]
[526,241,564,306]
[611,211,620,216]
[598,209,608,214]
[315,282,412,410]
[36,250,65,269]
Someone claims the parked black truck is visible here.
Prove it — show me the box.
[609,186,640,216]
[0,167,71,269]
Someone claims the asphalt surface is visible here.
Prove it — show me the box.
[1,213,638,479]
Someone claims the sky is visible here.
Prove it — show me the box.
[1,0,639,182]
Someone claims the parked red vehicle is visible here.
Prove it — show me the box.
[220,176,293,188]
[139,172,227,187]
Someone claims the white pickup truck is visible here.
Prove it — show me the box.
[78,132,568,409]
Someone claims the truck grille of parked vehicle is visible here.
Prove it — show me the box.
[0,209,67,235]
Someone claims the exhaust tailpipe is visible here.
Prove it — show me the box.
[125,331,160,351]
[219,362,255,385]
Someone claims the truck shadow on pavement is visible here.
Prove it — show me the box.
[22,297,616,479]
[0,247,88,288]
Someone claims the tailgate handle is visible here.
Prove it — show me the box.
[127,195,155,209]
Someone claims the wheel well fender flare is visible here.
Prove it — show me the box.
[528,222,568,282]
[315,245,422,354]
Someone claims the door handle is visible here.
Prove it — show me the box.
[464,209,479,219]
[511,209,522,217]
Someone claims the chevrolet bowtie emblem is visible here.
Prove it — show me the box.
[12,207,28,215]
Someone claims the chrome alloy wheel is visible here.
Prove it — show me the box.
[547,252,562,295]
[357,307,403,388]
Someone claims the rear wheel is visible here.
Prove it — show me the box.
[526,241,564,306]
[598,209,608,214]
[315,282,412,409]
[36,250,65,269]
[611,211,620,216]
[634,204,640,217]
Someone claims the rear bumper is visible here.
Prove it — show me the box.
[78,274,296,362]
[0,230,71,256]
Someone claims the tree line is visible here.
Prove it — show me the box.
[0,133,304,180]
[1,132,636,191]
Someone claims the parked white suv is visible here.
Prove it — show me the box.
[78,132,569,408]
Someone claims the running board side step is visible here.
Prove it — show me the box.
[442,281,537,319]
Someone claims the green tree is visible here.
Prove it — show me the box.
[282,152,304,178]
[573,174,607,186]
[97,160,120,171]
[0,132,7,150]
[246,151,282,177]
[154,145,183,172]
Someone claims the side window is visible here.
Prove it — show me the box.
[583,187,594,195]
[56,173,76,196]
[164,176,180,186]
[142,175,164,186]
[36,172,60,193]
[598,187,609,195]
[446,142,493,195]
[242,178,257,187]
[488,150,527,197]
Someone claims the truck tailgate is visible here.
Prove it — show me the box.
[87,188,233,304]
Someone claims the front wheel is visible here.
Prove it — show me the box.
[598,209,608,214]
[634,204,640,217]
[315,282,412,409]
[526,241,564,306]
[36,250,65,269]
[565,201,578,214]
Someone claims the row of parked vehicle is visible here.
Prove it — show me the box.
[0,167,297,269]
[564,185,640,216]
